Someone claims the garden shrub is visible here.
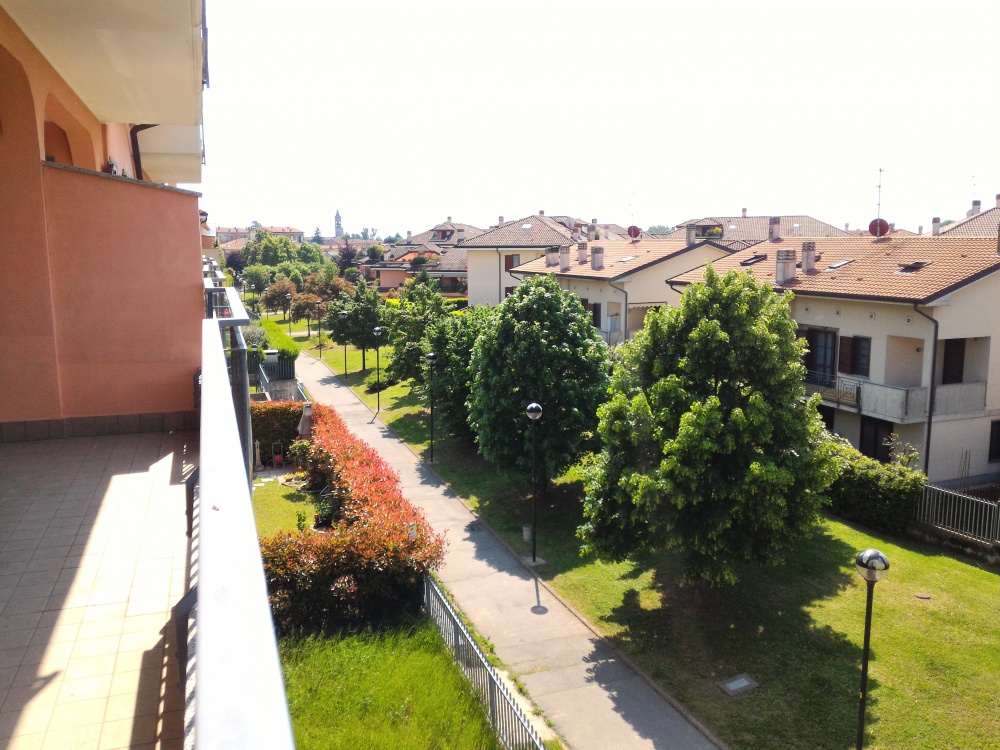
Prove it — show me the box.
[251,401,303,457]
[823,435,925,534]
[260,404,445,631]
[260,318,301,359]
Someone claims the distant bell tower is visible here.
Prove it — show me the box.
[335,209,343,238]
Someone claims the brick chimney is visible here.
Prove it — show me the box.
[776,247,796,284]
[591,246,605,270]
[996,194,1000,209]
[588,223,596,242]
[406,230,412,243]
[559,245,570,272]
[686,224,697,246]
[918,225,923,235]
[845,223,850,232]
[546,246,559,267]
[742,207,747,218]
[447,216,452,223]
[769,216,781,241]
[499,216,504,226]
[970,200,981,216]
[932,217,941,235]
[889,223,895,233]
[539,210,545,216]
[578,242,588,264]
[801,241,816,272]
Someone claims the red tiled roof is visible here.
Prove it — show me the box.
[662,215,847,248]
[669,235,1000,303]
[460,214,574,248]
[940,207,1000,237]
[514,239,725,281]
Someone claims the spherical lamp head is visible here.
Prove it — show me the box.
[425,352,437,363]
[855,549,889,583]
[339,310,348,319]
[374,326,382,338]
[526,402,543,421]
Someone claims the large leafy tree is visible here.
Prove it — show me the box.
[578,265,838,585]
[262,278,296,317]
[468,275,610,481]
[385,276,451,384]
[424,306,493,440]
[325,278,383,370]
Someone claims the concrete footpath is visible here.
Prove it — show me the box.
[296,354,724,750]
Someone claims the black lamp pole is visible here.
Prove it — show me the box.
[339,310,348,376]
[316,301,323,357]
[425,352,437,463]
[373,327,383,416]
[285,293,292,335]
[526,402,542,562]
[855,548,889,750]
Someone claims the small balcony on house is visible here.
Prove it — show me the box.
[807,375,987,424]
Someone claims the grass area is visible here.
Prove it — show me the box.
[281,620,503,750]
[251,476,503,750]
[328,362,1000,750]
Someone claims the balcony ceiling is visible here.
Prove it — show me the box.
[1,0,204,126]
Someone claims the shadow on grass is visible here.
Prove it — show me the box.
[595,527,867,750]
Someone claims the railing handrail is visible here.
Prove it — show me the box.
[194,319,294,749]
[424,575,545,750]
[917,483,1000,546]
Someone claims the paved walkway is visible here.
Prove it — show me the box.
[296,355,724,750]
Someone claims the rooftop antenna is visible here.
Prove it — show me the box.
[868,168,889,239]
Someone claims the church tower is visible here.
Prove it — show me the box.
[335,209,343,238]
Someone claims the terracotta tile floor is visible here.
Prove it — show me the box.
[0,433,196,750]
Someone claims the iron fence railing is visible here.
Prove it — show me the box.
[423,576,545,750]
[805,370,861,407]
[917,484,1000,546]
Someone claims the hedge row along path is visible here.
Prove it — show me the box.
[294,353,723,750]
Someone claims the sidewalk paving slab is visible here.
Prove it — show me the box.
[296,354,725,750]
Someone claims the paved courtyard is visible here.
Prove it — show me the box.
[0,432,196,750]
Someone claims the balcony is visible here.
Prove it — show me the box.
[807,373,987,424]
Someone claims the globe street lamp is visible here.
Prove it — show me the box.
[250,284,256,315]
[285,292,293,335]
[855,548,889,750]
[262,287,268,318]
[339,310,348,377]
[526,402,543,563]
[316,300,323,358]
[425,352,437,463]
[373,326,383,416]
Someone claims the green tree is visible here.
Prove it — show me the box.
[578,265,838,585]
[262,278,296,317]
[297,241,325,265]
[647,224,673,233]
[366,244,384,261]
[290,293,321,335]
[468,275,610,481]
[326,279,383,370]
[311,227,323,244]
[385,280,451,384]
[242,265,273,298]
[424,306,493,440]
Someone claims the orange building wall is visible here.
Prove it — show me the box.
[104,123,133,177]
[42,165,204,418]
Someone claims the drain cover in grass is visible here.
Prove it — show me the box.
[718,674,758,696]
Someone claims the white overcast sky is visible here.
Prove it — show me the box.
[185,0,1000,237]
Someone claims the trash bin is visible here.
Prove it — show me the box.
[522,524,533,544]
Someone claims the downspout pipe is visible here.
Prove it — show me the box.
[609,280,628,343]
[129,124,157,180]
[495,247,502,305]
[913,303,939,476]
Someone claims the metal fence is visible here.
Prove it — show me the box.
[917,485,1000,546]
[423,576,545,750]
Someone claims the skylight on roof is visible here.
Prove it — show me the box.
[826,259,854,270]
[729,224,737,229]
[740,253,768,266]
[895,261,932,274]
[521,223,532,230]
[618,255,638,263]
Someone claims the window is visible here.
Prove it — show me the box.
[504,254,520,271]
[989,421,1000,463]
[838,336,871,377]
[942,339,966,384]
[860,417,894,463]
[591,303,601,329]
[504,286,515,298]
[800,329,836,386]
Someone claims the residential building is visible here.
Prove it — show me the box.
[670,235,1000,483]
[658,212,848,251]
[937,195,1000,236]
[511,239,730,343]
[364,218,483,295]
[217,226,304,243]
[0,3,292,747]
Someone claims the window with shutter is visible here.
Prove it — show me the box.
[854,337,871,377]
[504,255,515,271]
[942,339,965,384]
[838,337,855,374]
[504,286,514,298]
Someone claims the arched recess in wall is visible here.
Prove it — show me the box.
[43,93,97,171]
[0,42,42,199]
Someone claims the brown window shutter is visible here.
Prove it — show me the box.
[504,255,515,271]
[838,336,855,374]
[942,339,965,384]
[580,298,589,309]
[504,286,514,297]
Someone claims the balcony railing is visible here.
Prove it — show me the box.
[807,373,987,424]
[188,318,294,749]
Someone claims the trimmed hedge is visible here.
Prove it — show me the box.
[260,404,445,631]
[824,436,925,535]
[260,318,301,360]
[251,401,303,458]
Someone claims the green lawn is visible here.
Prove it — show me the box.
[281,622,503,750]
[251,475,313,537]
[331,364,1000,750]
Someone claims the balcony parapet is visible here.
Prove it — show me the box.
[808,374,987,424]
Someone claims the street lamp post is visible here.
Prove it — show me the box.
[285,292,293,335]
[339,310,348,376]
[263,287,269,318]
[316,301,323,357]
[373,326,383,416]
[855,548,889,750]
[526,402,543,563]
[250,284,256,314]
[425,352,437,463]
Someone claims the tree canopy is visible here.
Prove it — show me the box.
[385,276,451,384]
[647,224,673,234]
[578,265,837,585]
[468,275,610,481]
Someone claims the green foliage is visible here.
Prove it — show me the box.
[298,241,325,265]
[242,228,298,267]
[338,242,360,272]
[242,264,273,296]
[647,224,673,234]
[326,279,384,363]
[385,280,452,384]
[262,278,297,315]
[367,244,385,261]
[578,265,838,585]
[823,435,925,534]
[287,439,312,467]
[242,323,268,348]
[468,275,610,480]
[251,401,304,457]
[311,227,323,244]
[260,319,302,359]
[424,306,493,440]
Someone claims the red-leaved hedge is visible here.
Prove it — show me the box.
[260,404,445,631]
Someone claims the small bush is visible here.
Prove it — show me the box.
[824,435,925,534]
[260,318,301,360]
[251,401,303,457]
[287,439,311,467]
[260,404,445,631]
[243,323,268,348]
